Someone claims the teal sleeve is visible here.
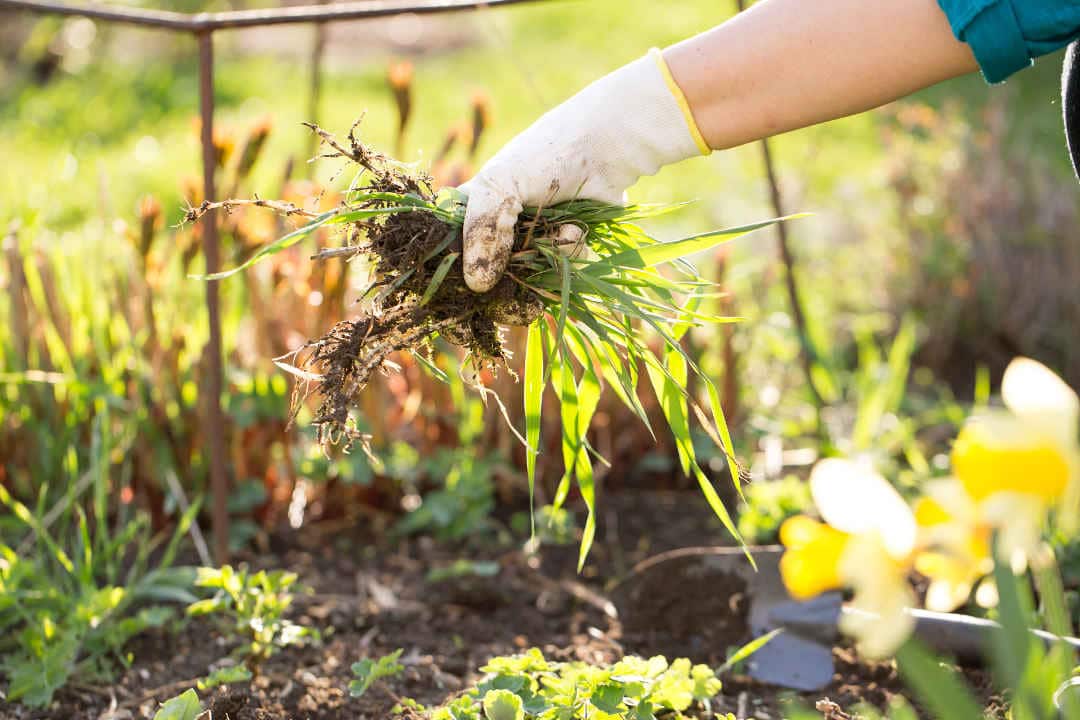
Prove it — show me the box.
[937,1,1080,83]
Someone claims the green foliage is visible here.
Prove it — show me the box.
[425,648,732,720]
[153,689,204,720]
[0,473,198,708]
[894,555,1080,720]
[349,649,405,698]
[197,664,254,690]
[426,560,500,583]
[187,565,320,670]
[392,380,505,541]
[735,475,813,544]
[512,505,578,547]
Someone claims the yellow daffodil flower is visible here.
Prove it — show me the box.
[907,358,1079,610]
[779,458,917,658]
[951,357,1080,555]
[912,481,994,612]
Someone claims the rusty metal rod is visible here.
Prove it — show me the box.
[197,30,230,565]
[0,0,548,31]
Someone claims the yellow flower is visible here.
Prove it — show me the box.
[912,481,994,611]
[779,515,849,600]
[779,459,917,658]
[951,357,1080,550]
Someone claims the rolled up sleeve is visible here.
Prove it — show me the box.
[938,0,1080,83]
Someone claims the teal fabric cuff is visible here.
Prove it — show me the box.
[960,1,1032,83]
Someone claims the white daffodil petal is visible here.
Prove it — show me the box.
[1002,357,1079,443]
[837,535,916,657]
[810,458,916,558]
[922,478,977,523]
[980,492,1045,563]
[925,577,973,613]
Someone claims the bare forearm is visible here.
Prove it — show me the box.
[665,0,979,150]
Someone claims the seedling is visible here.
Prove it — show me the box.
[153,689,205,720]
[187,565,320,672]
[350,648,406,698]
[189,122,796,564]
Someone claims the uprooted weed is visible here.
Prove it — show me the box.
[188,120,789,559]
[187,122,557,451]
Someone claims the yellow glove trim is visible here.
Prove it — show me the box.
[649,47,711,156]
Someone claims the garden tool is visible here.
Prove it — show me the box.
[612,546,1080,692]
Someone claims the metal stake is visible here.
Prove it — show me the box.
[198,30,231,564]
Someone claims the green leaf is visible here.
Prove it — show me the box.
[191,209,337,280]
[645,345,692,478]
[895,640,982,720]
[524,321,544,537]
[482,689,525,720]
[549,255,573,378]
[591,684,625,714]
[701,375,744,500]
[574,361,602,571]
[552,350,577,511]
[412,349,450,383]
[585,216,802,275]
[419,252,460,306]
[350,649,405,698]
[153,689,203,720]
[198,665,253,690]
[718,628,783,673]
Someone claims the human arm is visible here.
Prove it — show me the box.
[461,0,1080,294]
[665,0,976,152]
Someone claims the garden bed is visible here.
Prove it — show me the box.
[0,490,1001,720]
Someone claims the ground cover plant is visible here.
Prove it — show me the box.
[187,564,320,678]
[190,121,792,566]
[416,648,733,720]
[0,458,200,707]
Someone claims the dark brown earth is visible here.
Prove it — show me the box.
[0,490,1003,720]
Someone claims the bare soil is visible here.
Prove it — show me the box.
[0,490,1003,720]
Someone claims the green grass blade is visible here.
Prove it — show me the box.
[419,252,460,306]
[524,321,544,537]
[552,348,576,510]
[574,360,602,571]
[719,628,783,673]
[896,641,983,720]
[412,349,450,384]
[585,216,804,276]
[0,485,75,575]
[702,375,744,500]
[191,209,337,280]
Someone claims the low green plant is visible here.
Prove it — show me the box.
[186,565,320,672]
[393,376,504,541]
[512,504,578,547]
[153,689,205,720]
[197,663,254,690]
[423,648,733,720]
[735,474,813,545]
[350,648,405,698]
[426,560,501,583]
[0,467,199,707]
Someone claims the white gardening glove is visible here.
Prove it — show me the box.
[459,48,711,293]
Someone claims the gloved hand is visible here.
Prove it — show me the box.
[458,48,711,293]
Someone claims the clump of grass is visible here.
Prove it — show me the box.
[188,121,795,563]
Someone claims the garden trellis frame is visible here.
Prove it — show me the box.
[0,0,546,564]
